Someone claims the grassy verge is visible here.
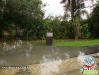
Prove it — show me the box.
[54,39,99,46]
[1,39,99,47]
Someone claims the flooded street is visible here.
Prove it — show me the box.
[0,40,99,75]
[0,0,99,74]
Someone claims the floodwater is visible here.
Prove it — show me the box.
[0,40,99,75]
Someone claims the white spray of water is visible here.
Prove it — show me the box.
[0,60,7,64]
[40,55,62,75]
[96,52,99,56]
[3,42,6,46]
[25,51,30,58]
[42,55,49,62]
[14,41,21,48]
[24,42,33,58]
[77,51,87,73]
[64,53,70,59]
[77,51,86,66]
[27,42,33,51]
[3,42,15,52]
[2,40,23,52]
[18,39,23,44]
[3,42,9,51]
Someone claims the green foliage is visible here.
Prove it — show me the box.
[88,6,99,38]
[0,0,99,40]
[51,17,62,39]
[0,0,45,40]
[81,24,91,38]
[40,15,75,39]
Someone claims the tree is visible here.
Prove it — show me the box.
[19,0,44,40]
[88,6,99,38]
[0,0,44,40]
[60,0,75,20]
[0,0,7,38]
[60,0,90,39]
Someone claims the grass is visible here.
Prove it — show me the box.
[1,39,99,47]
[54,39,99,46]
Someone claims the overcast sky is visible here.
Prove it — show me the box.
[42,0,64,17]
[42,0,97,18]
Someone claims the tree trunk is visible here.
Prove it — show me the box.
[71,1,74,21]
[75,16,80,40]
[75,23,80,40]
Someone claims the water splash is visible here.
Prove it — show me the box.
[3,42,14,52]
[40,56,62,75]
[3,42,9,52]
[77,51,86,66]
[96,52,99,57]
[18,39,23,44]
[15,39,23,48]
[42,55,48,62]
[3,42,6,46]
[78,51,85,57]
[0,60,7,64]
[27,42,33,51]
[14,41,21,48]
[56,57,62,61]
[2,40,23,53]
[25,51,30,58]
[64,53,70,59]
[3,42,15,52]
[52,46,60,51]
[15,39,23,45]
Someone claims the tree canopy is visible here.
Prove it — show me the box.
[0,0,99,40]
